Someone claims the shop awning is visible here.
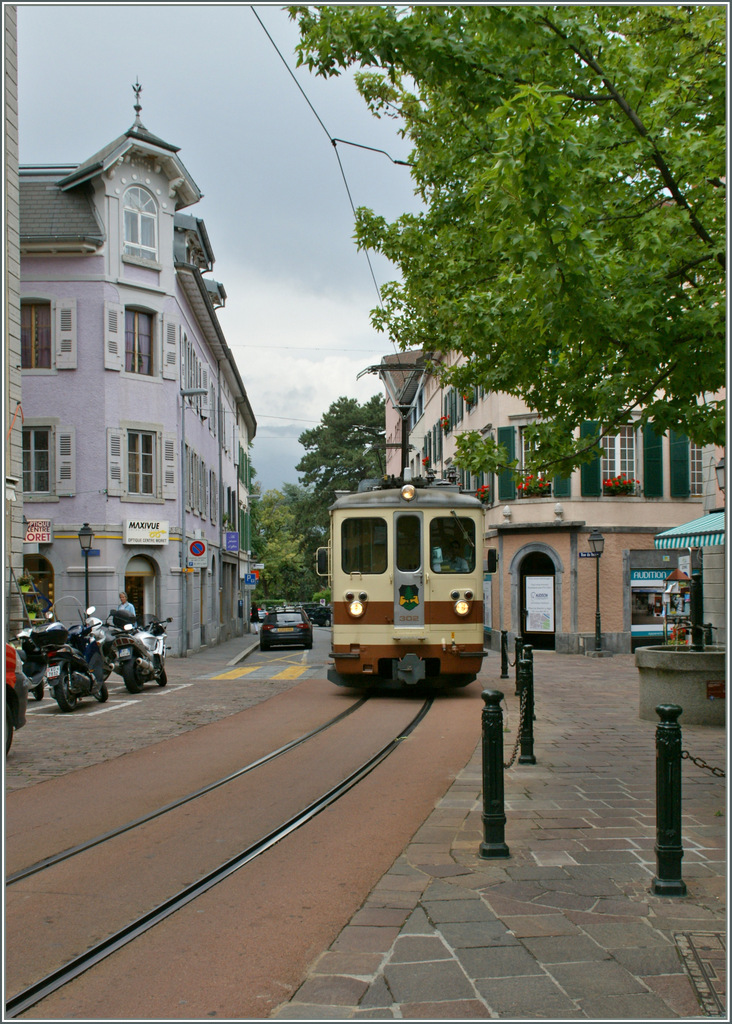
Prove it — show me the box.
[654,511,725,549]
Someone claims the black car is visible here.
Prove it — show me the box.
[259,608,313,651]
[302,603,332,627]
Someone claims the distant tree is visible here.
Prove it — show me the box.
[297,395,386,524]
[253,485,319,602]
[291,5,726,477]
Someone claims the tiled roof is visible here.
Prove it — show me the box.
[20,180,105,244]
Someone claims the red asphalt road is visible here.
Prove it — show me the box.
[7,675,484,1020]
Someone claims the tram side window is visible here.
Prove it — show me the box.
[342,518,387,574]
[430,517,475,573]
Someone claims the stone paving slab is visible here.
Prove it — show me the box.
[272,652,726,1020]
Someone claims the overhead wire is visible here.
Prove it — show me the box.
[250,5,410,317]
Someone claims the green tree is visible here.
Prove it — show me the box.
[297,394,386,523]
[291,5,726,477]
[253,485,319,602]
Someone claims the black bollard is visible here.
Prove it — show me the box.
[500,630,509,679]
[651,704,687,896]
[690,573,704,652]
[479,689,510,859]
[518,645,537,765]
[514,636,524,694]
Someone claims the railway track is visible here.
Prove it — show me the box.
[5,695,432,1018]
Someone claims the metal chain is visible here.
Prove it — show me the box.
[682,750,725,778]
[504,687,528,769]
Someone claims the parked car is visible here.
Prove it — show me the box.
[259,607,313,651]
[6,642,29,755]
[302,602,332,626]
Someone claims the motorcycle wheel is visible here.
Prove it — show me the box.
[31,683,44,701]
[93,681,109,703]
[54,666,78,712]
[156,666,167,687]
[121,660,144,694]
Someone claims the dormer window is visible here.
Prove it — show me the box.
[123,186,157,261]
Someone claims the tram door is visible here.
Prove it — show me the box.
[394,513,424,628]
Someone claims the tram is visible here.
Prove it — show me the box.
[317,476,487,689]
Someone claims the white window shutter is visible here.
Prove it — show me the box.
[55,300,77,369]
[55,427,76,496]
[107,428,124,496]
[233,425,240,466]
[200,365,209,419]
[203,462,209,519]
[162,317,179,380]
[104,301,125,371]
[163,433,178,500]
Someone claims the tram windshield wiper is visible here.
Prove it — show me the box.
[450,510,475,549]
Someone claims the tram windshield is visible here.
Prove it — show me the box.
[396,514,421,572]
[430,517,475,573]
[341,517,387,574]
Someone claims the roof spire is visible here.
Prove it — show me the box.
[132,78,145,129]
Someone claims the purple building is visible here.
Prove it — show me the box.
[18,98,256,654]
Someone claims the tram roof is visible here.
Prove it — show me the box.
[330,483,483,512]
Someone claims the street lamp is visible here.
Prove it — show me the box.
[714,455,725,493]
[180,387,209,657]
[588,528,605,653]
[78,522,94,609]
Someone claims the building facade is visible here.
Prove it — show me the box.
[16,101,256,654]
[383,351,724,654]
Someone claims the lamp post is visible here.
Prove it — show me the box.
[714,455,725,494]
[180,387,209,657]
[78,522,94,609]
[588,528,605,653]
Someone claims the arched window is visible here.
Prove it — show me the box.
[123,186,157,261]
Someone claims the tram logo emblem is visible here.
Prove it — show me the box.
[399,584,420,610]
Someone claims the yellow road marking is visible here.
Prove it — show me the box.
[210,666,259,679]
[272,665,307,679]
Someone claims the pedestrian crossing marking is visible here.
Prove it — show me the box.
[271,665,307,680]
[210,666,259,679]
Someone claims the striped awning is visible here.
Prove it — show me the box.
[654,511,725,549]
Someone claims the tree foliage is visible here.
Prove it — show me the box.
[291,5,726,476]
[252,483,319,602]
[297,394,386,523]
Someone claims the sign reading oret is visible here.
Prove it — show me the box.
[187,538,208,567]
[24,519,53,544]
[124,520,170,545]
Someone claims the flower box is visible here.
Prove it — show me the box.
[517,475,552,498]
[475,484,491,505]
[603,475,639,496]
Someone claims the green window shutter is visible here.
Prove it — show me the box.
[580,421,602,496]
[553,473,572,498]
[497,426,516,501]
[643,426,663,498]
[669,431,690,498]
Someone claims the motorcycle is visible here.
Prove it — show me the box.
[115,615,172,694]
[14,623,52,702]
[44,616,108,712]
[86,608,127,681]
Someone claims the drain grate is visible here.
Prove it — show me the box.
[675,932,726,1017]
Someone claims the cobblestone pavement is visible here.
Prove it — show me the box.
[272,652,727,1020]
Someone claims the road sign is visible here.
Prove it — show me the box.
[579,551,600,558]
[244,573,257,586]
[187,538,208,567]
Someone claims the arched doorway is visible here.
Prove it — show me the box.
[124,555,157,623]
[519,550,556,651]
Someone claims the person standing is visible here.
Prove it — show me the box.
[118,591,136,618]
[250,602,259,633]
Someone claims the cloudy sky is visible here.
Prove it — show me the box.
[15,2,420,491]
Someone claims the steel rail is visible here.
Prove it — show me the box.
[5,697,432,1019]
[6,697,369,885]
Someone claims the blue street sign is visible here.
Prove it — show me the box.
[225,531,239,552]
[82,549,101,557]
[244,573,257,586]
[579,551,600,558]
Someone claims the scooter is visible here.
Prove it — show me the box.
[14,625,51,701]
[115,615,172,694]
[86,608,125,681]
[45,618,108,712]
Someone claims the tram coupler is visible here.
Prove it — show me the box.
[396,653,426,685]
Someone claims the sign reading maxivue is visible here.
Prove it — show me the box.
[124,520,170,545]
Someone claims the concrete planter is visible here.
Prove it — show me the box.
[635,645,726,725]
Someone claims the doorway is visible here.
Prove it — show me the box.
[520,550,556,651]
[124,555,157,624]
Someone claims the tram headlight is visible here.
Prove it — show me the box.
[454,599,470,616]
[400,484,416,501]
[349,599,365,617]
